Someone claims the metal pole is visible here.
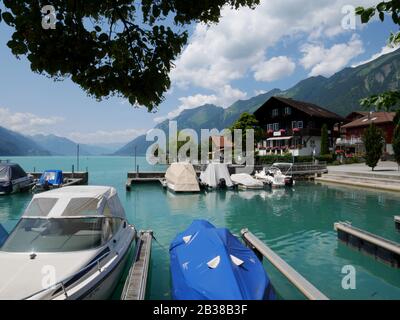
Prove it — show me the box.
[77,144,80,172]
[134,146,137,173]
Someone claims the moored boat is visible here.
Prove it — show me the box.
[165,163,200,193]
[255,163,294,188]
[0,163,34,195]
[170,220,276,300]
[0,186,136,300]
[33,170,64,192]
[199,163,234,190]
[231,173,264,190]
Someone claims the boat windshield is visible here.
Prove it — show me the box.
[0,217,117,253]
[0,166,9,182]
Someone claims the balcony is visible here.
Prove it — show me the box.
[266,128,322,137]
[336,138,363,146]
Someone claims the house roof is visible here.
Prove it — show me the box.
[255,97,344,121]
[345,111,369,121]
[342,112,396,129]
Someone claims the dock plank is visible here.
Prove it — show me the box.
[121,230,153,300]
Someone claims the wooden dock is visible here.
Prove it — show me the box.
[29,172,89,186]
[126,172,165,190]
[395,216,400,231]
[121,230,153,300]
[334,222,400,268]
[241,229,329,300]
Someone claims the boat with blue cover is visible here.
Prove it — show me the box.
[34,170,64,192]
[170,220,276,300]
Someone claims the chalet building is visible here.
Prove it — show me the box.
[338,112,396,156]
[254,97,344,156]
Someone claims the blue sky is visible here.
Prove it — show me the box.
[0,1,398,145]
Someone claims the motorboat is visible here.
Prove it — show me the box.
[0,163,34,195]
[170,220,276,300]
[33,170,64,192]
[165,163,200,193]
[199,163,234,189]
[231,173,264,190]
[0,186,136,300]
[255,163,294,188]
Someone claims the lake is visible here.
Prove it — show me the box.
[1,156,400,300]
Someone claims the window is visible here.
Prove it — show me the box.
[24,198,58,217]
[272,109,279,117]
[274,123,280,131]
[0,166,9,181]
[1,217,105,252]
[11,165,27,180]
[267,124,274,131]
[298,121,303,129]
[285,107,292,115]
[292,121,298,129]
[61,198,100,217]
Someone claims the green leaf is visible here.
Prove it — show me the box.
[1,12,14,25]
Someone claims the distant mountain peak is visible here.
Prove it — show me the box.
[112,48,400,155]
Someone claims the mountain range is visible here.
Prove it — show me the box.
[0,131,121,156]
[1,48,399,157]
[115,48,400,156]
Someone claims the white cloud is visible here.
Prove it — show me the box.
[0,107,64,135]
[252,56,296,82]
[352,44,400,67]
[68,129,147,144]
[171,0,376,89]
[300,35,364,77]
[154,85,247,123]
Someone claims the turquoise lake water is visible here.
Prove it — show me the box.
[1,156,400,300]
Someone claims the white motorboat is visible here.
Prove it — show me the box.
[231,173,264,190]
[255,163,294,188]
[0,186,136,300]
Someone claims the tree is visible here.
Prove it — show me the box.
[362,124,385,171]
[0,0,260,111]
[356,2,400,111]
[320,124,329,155]
[230,112,263,146]
[392,112,400,170]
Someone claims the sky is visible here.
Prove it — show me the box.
[0,0,398,145]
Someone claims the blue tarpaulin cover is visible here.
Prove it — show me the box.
[170,220,275,300]
[39,170,63,186]
[0,224,8,247]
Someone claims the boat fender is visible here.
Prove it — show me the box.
[207,256,221,269]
